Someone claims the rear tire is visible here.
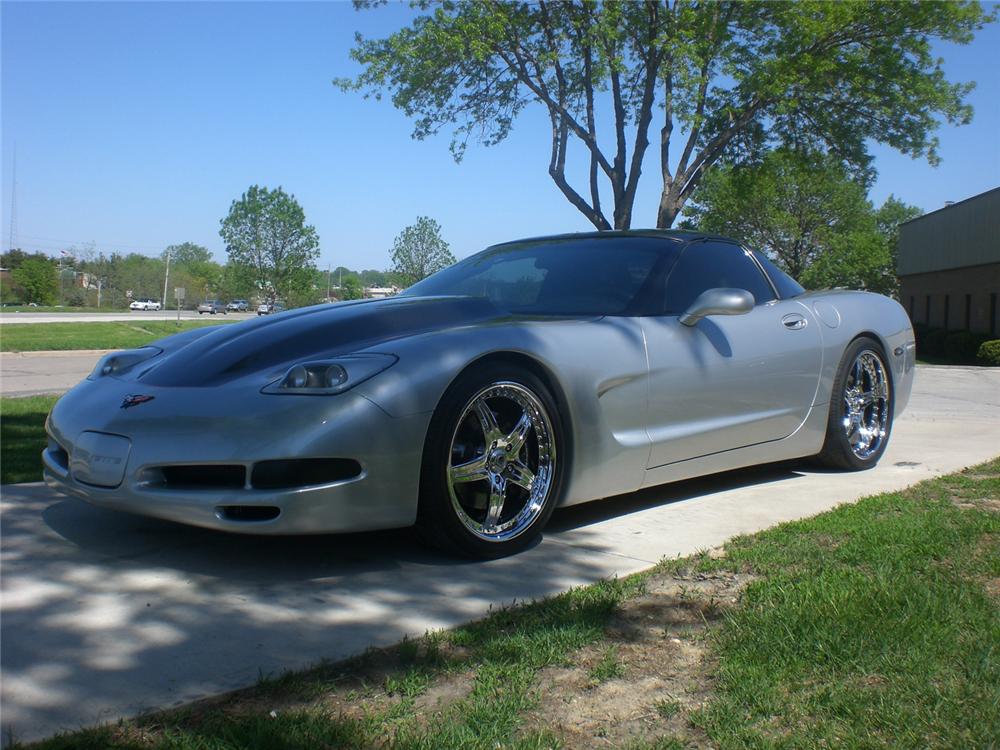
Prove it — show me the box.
[416,362,565,558]
[816,337,894,470]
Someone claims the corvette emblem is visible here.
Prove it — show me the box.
[121,394,155,410]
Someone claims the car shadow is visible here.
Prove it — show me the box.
[38,499,460,581]
[34,459,810,579]
[548,458,808,532]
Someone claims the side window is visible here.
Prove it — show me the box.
[664,242,776,314]
[751,249,805,298]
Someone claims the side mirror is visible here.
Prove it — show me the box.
[679,288,755,326]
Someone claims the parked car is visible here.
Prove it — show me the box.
[43,230,915,558]
[227,299,249,312]
[129,299,161,311]
[197,300,227,315]
[257,302,286,316]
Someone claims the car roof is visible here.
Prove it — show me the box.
[488,228,740,249]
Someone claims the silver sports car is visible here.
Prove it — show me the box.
[44,231,915,557]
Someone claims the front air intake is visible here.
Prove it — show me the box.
[216,505,280,522]
[159,465,246,489]
[250,458,362,490]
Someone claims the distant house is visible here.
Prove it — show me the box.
[897,187,1000,336]
[364,286,400,299]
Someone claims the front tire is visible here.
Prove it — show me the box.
[417,363,565,558]
[816,337,893,470]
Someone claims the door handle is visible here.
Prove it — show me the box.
[782,314,808,330]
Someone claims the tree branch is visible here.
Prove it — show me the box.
[546,109,611,230]
[620,3,662,229]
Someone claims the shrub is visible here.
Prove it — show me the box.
[977,340,1000,367]
[944,330,988,364]
[921,327,948,358]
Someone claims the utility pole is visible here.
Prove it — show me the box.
[327,264,332,301]
[162,248,171,314]
[8,146,16,252]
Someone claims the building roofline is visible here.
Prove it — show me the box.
[899,186,1000,227]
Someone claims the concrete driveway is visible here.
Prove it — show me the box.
[2,365,998,744]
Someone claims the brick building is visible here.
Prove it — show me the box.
[898,187,1000,337]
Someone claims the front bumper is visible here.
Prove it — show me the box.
[43,379,430,535]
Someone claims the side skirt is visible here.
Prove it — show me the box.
[639,403,828,491]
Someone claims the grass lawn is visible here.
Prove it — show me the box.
[0,306,129,314]
[18,459,1000,749]
[0,320,234,352]
[0,395,59,484]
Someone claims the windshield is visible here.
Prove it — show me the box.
[402,237,681,316]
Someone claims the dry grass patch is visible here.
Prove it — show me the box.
[524,570,753,750]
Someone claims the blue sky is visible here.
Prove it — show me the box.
[2,1,998,270]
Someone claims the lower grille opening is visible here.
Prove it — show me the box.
[217,505,280,522]
[160,465,246,489]
[250,458,362,490]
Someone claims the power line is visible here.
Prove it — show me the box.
[12,233,172,251]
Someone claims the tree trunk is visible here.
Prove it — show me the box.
[656,193,680,229]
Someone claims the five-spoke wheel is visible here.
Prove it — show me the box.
[818,337,894,470]
[418,364,563,558]
[841,350,891,460]
[447,382,556,542]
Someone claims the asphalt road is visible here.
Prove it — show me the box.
[0,311,256,324]
[2,365,999,745]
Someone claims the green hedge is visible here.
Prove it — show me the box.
[978,339,1000,366]
[945,330,987,362]
[913,323,993,364]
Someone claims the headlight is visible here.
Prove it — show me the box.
[88,347,162,380]
[263,353,398,395]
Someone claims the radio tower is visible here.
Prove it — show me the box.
[8,147,17,251]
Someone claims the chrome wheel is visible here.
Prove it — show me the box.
[447,381,556,543]
[842,349,890,460]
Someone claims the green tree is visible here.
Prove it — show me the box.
[389,217,456,285]
[682,149,920,295]
[11,257,58,305]
[874,196,924,295]
[163,244,224,302]
[162,242,213,267]
[218,262,258,303]
[116,253,166,302]
[342,275,363,300]
[0,248,31,269]
[219,185,320,303]
[339,1,990,230]
[359,269,388,287]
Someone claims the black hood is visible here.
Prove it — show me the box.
[138,296,502,387]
